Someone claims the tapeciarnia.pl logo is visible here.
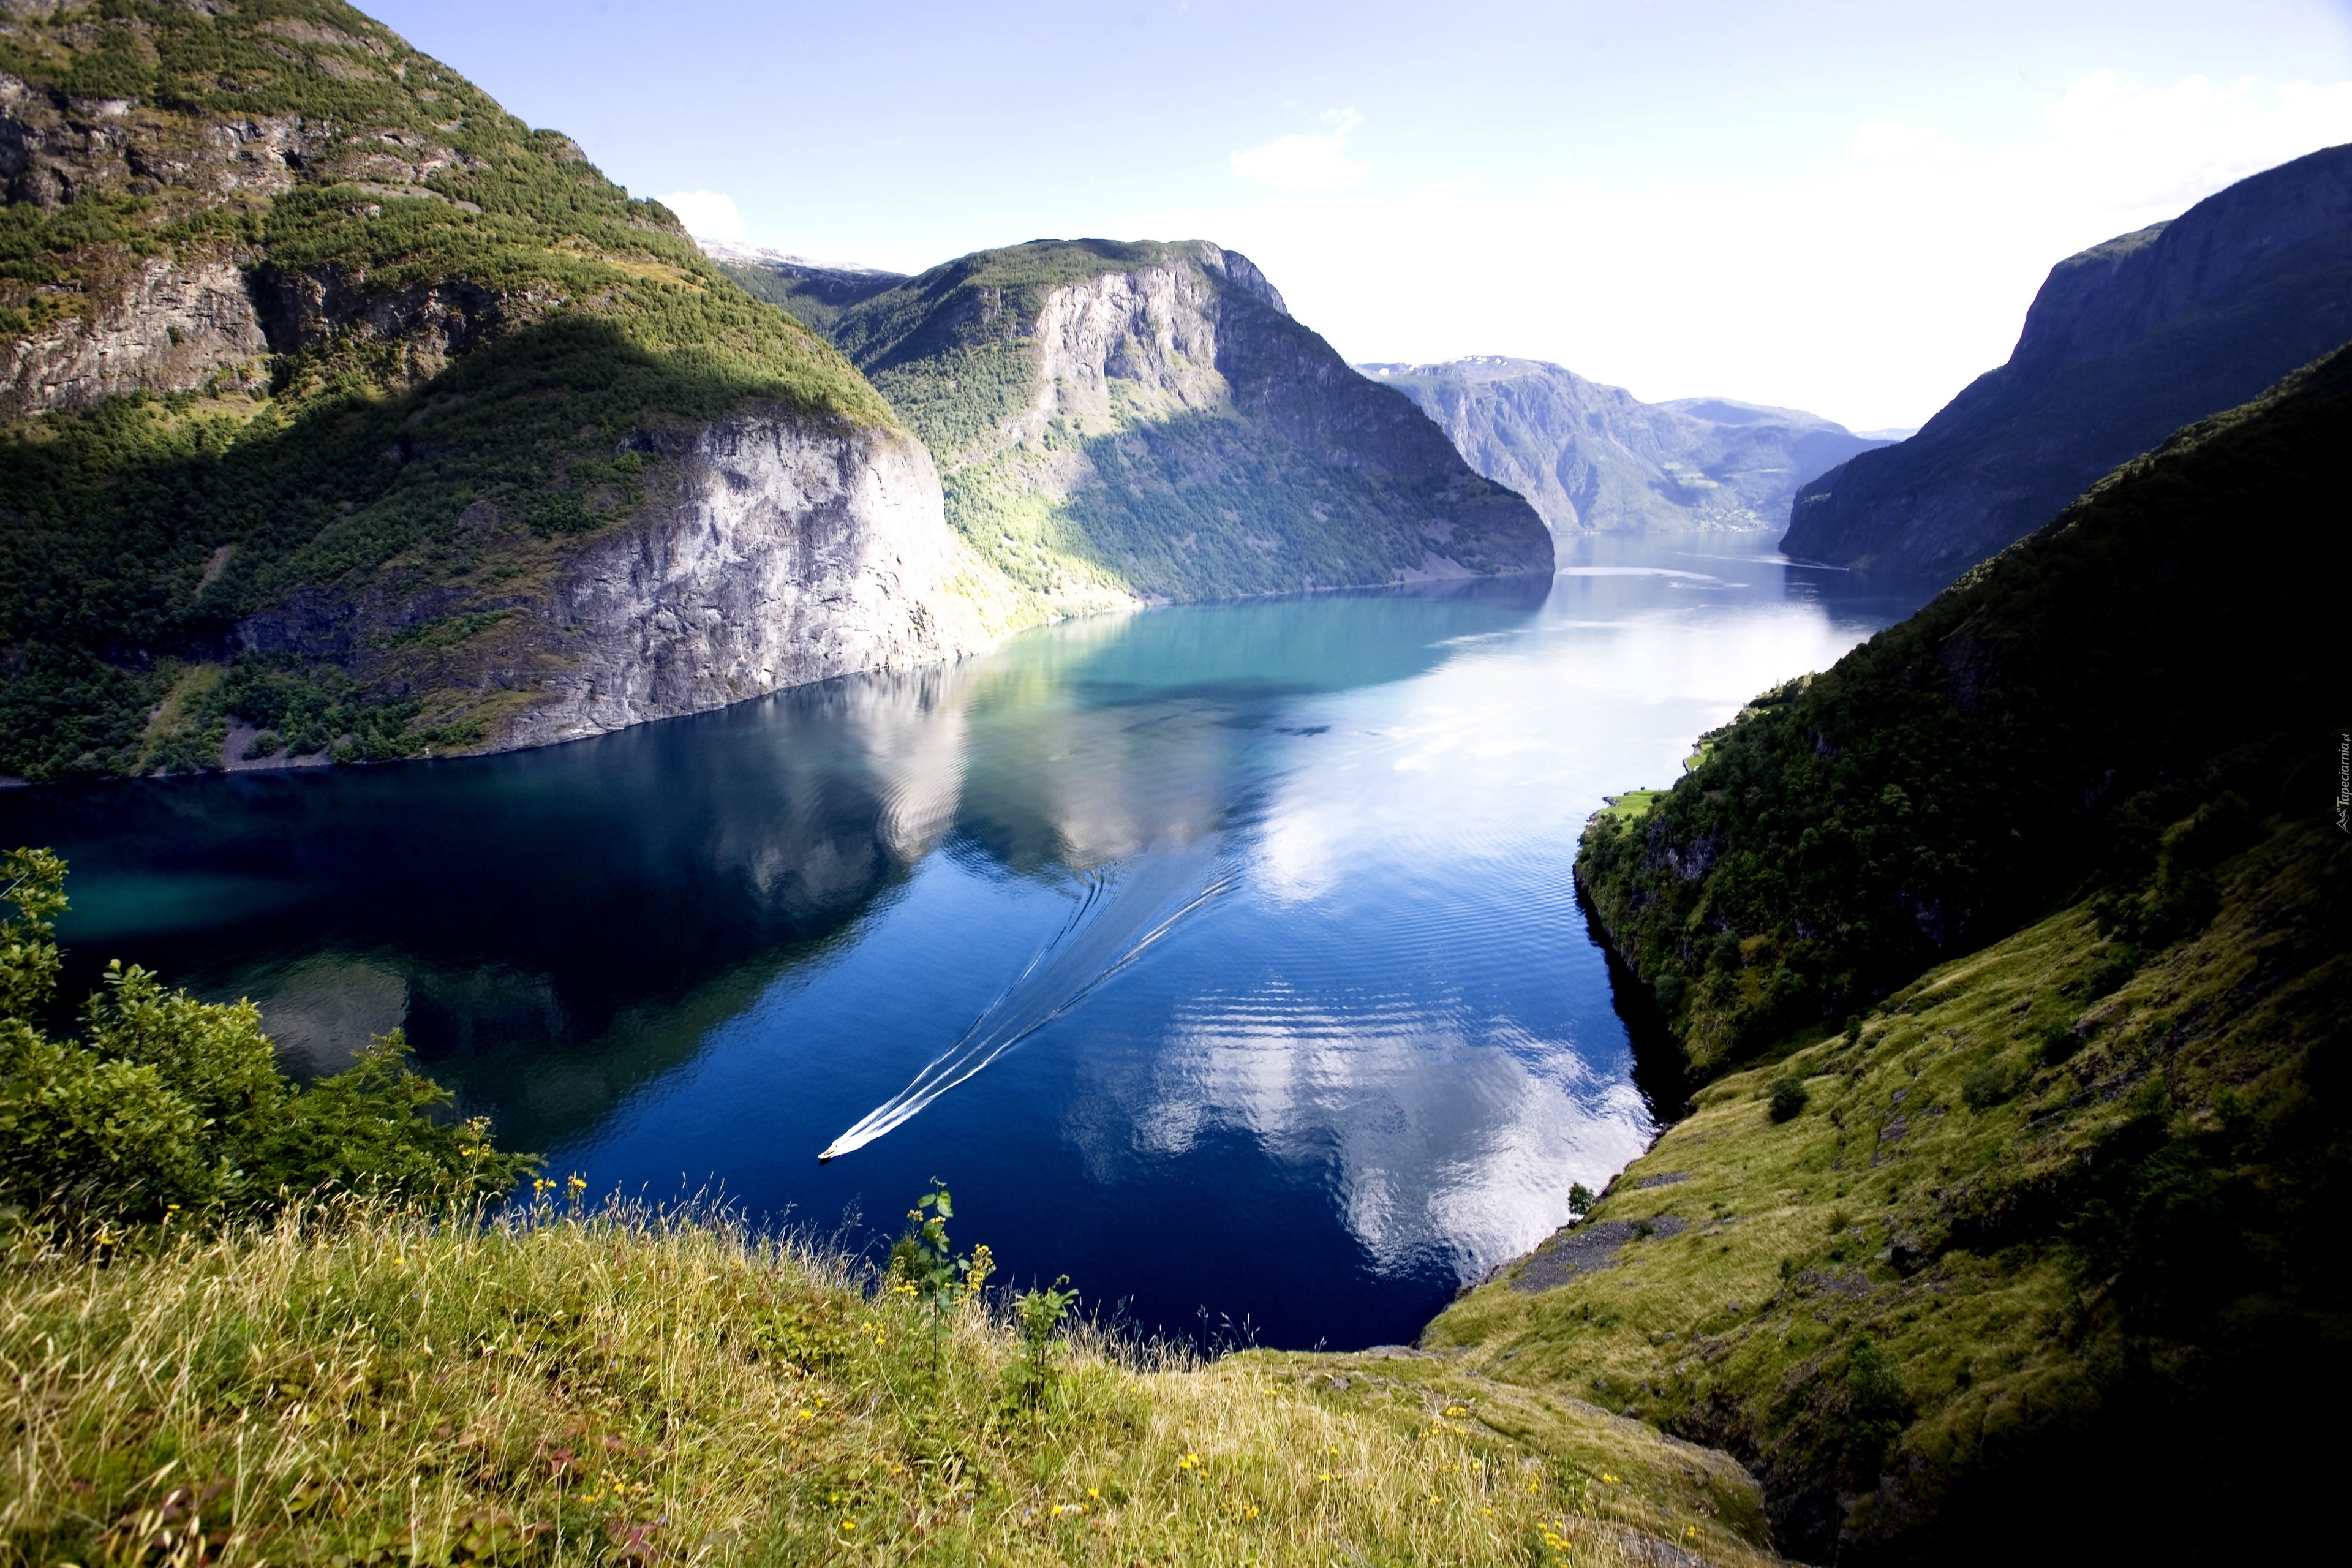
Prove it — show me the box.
[2337,733,2350,834]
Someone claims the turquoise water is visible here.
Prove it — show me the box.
[0,535,1931,1348]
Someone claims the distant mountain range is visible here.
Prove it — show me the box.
[1355,357,1895,535]
[1784,142,2352,578]
[716,241,1553,615]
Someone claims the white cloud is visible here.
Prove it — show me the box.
[655,188,746,239]
[1231,110,1371,191]
[1142,71,2352,430]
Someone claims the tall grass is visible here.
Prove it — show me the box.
[0,1197,1771,1566]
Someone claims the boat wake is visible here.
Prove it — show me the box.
[819,839,1236,1161]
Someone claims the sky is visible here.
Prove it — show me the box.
[363,1,2352,431]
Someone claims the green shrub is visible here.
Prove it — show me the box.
[1961,1066,2011,1110]
[1006,1274,1081,1412]
[1767,1079,1809,1123]
[0,846,534,1229]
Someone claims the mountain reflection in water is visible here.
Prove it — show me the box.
[0,537,1934,1349]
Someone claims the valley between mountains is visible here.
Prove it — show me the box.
[2,5,2348,1568]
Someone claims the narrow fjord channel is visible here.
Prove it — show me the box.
[0,535,1931,1349]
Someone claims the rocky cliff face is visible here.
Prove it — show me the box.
[1362,356,1888,534]
[1782,142,2352,578]
[232,412,998,755]
[0,252,268,417]
[734,239,1554,612]
[506,416,989,750]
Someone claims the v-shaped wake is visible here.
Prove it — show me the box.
[818,839,1235,1161]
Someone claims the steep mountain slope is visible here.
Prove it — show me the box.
[706,243,906,339]
[1362,356,1890,534]
[728,240,1555,613]
[1450,349,2351,1562]
[1782,142,2352,577]
[0,0,1006,782]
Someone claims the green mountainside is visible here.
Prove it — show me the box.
[1431,348,2351,1561]
[0,0,906,782]
[724,239,1556,616]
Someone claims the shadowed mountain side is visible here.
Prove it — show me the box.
[1360,358,1890,535]
[1782,142,2352,578]
[723,239,1555,615]
[1581,341,2349,1072]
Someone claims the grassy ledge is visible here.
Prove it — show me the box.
[0,1199,1784,1567]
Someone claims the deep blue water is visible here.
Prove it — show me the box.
[0,534,1932,1349]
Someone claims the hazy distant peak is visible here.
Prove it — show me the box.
[1657,396,1855,433]
[1360,355,1583,384]
[1359,357,1894,536]
[698,241,909,283]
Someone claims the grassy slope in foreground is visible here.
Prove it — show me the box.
[756,239,1553,619]
[0,0,891,781]
[1436,817,2346,1562]
[0,1199,1784,1567]
[1438,350,2352,1562]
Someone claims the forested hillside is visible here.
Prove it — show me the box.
[0,0,956,782]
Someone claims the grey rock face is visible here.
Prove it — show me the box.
[0,69,367,416]
[0,253,268,416]
[1782,142,2352,578]
[1360,356,1889,535]
[238,410,998,753]
[511,414,988,748]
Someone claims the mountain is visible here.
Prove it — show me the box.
[1359,356,1892,534]
[1782,143,2352,577]
[723,240,1556,614]
[1461,347,2350,1562]
[705,242,907,337]
[0,0,1011,782]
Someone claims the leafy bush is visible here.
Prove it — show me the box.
[0,847,533,1227]
[1960,1065,2010,1110]
[1766,1079,1809,1123]
[1006,1274,1080,1412]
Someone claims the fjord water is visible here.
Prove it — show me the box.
[0,536,1931,1349]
